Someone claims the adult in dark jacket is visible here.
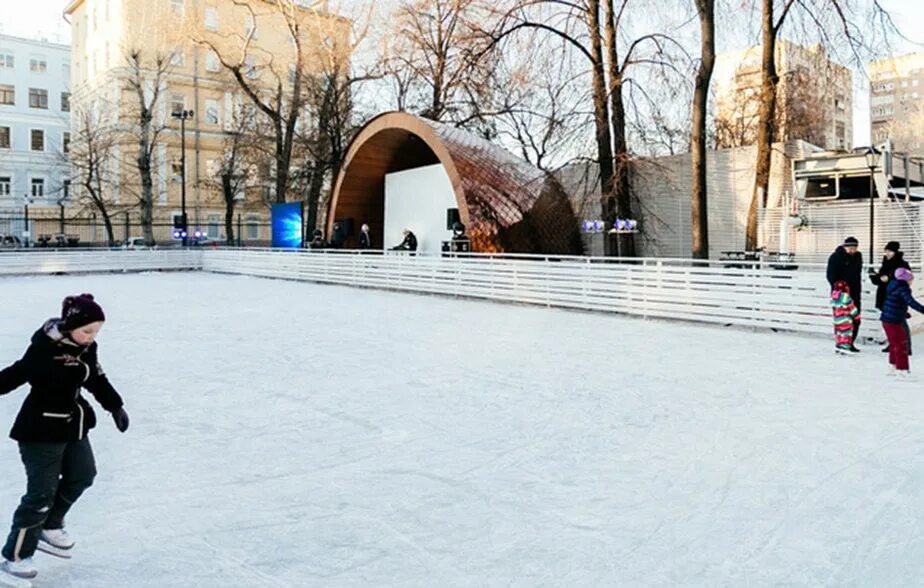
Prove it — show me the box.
[0,294,129,582]
[827,236,864,350]
[392,229,418,252]
[358,224,372,249]
[870,241,912,353]
[880,268,924,374]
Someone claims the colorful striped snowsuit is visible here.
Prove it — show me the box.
[831,290,860,349]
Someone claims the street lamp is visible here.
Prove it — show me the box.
[865,147,880,254]
[171,109,194,246]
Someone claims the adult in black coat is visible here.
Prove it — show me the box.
[392,229,418,252]
[358,224,372,249]
[827,236,864,350]
[871,241,912,353]
[0,295,129,577]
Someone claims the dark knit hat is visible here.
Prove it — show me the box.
[843,236,859,247]
[61,294,105,331]
[885,241,900,253]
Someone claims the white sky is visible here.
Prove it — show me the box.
[1,0,922,148]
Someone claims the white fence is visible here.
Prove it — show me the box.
[2,248,917,336]
[0,249,202,276]
[202,249,861,335]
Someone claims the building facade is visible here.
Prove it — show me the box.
[714,41,853,152]
[870,53,924,156]
[64,0,348,244]
[0,34,71,233]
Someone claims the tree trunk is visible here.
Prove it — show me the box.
[745,0,779,250]
[603,0,635,257]
[691,0,715,259]
[137,111,156,245]
[222,172,236,245]
[587,0,617,254]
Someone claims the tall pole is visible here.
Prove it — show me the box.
[181,113,188,247]
[869,165,875,255]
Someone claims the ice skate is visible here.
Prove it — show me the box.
[37,528,75,559]
[0,558,36,587]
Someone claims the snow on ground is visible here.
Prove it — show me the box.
[0,272,923,587]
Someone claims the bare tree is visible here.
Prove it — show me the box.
[691,0,715,259]
[195,0,332,204]
[490,0,685,255]
[743,0,899,249]
[385,0,493,125]
[69,104,119,245]
[124,49,171,245]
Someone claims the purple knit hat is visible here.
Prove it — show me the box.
[61,294,106,331]
[895,268,914,282]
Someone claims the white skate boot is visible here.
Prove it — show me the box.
[0,558,37,587]
[37,528,75,559]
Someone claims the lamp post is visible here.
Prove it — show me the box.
[865,147,880,254]
[171,109,194,246]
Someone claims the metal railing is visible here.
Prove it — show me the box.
[1,247,915,336]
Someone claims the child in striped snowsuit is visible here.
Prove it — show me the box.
[831,280,860,352]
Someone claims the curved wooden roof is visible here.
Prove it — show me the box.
[327,112,582,254]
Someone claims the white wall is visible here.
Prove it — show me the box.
[384,164,457,254]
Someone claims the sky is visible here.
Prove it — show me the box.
[1,0,923,148]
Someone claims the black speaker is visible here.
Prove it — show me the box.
[446,208,460,230]
[335,218,354,236]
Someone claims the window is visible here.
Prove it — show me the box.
[0,54,13,68]
[171,0,183,15]
[170,94,185,115]
[204,6,218,30]
[915,80,920,87]
[62,63,70,80]
[246,215,259,240]
[205,50,219,72]
[31,178,45,198]
[61,92,70,112]
[205,99,219,125]
[63,179,71,200]
[207,214,221,239]
[29,88,48,109]
[63,132,71,153]
[0,176,10,196]
[0,126,9,148]
[31,129,44,151]
[29,58,47,72]
[0,84,14,105]
[171,48,184,67]
[245,14,257,38]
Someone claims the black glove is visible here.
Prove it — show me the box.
[112,407,130,433]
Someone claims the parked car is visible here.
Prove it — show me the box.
[121,237,149,250]
[0,234,23,249]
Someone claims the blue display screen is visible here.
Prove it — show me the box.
[271,202,304,248]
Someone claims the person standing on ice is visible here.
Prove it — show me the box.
[880,268,924,376]
[830,280,860,354]
[0,294,129,584]
[870,241,911,354]
[826,236,863,352]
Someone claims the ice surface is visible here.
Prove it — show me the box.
[0,272,922,587]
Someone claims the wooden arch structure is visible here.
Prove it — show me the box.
[326,112,582,254]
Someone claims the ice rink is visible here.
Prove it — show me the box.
[0,272,922,587]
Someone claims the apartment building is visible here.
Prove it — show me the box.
[0,34,71,217]
[714,40,853,151]
[870,52,924,156]
[64,0,348,242]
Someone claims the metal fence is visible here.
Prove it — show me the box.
[0,215,273,248]
[1,247,919,337]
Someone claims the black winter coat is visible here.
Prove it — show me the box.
[358,231,372,249]
[870,252,911,310]
[393,232,418,251]
[0,320,123,442]
[826,246,864,306]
